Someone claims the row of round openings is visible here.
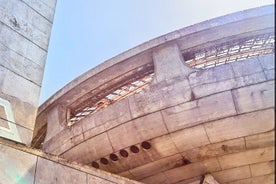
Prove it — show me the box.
[91,141,151,168]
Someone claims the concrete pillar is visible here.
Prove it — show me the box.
[0,0,56,145]
[152,43,195,83]
[44,105,66,142]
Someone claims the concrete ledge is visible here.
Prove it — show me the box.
[0,137,142,184]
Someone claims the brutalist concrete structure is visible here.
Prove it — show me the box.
[0,2,274,184]
[0,1,141,183]
[32,4,275,184]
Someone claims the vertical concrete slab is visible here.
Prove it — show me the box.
[0,0,56,145]
[44,105,66,142]
[152,43,195,83]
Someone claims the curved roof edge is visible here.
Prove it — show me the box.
[39,4,274,114]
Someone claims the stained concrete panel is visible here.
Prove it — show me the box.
[212,165,251,183]
[0,0,52,49]
[0,144,37,184]
[163,158,221,183]
[35,157,87,184]
[182,138,246,162]
[218,146,274,170]
[250,161,275,177]
[83,98,132,132]
[0,43,43,86]
[258,54,274,71]
[0,65,40,107]
[257,50,275,80]
[232,81,275,114]
[128,76,192,118]
[0,0,56,145]
[62,133,113,164]
[188,58,268,99]
[150,135,179,157]
[21,0,56,22]
[44,105,66,142]
[108,111,168,151]
[162,91,236,132]
[0,21,47,66]
[152,44,194,82]
[129,154,183,180]
[170,125,210,152]
[204,109,274,143]
[245,131,274,149]
[231,57,263,77]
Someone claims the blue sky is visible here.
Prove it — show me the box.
[40,0,274,104]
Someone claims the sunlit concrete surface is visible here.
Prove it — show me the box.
[33,5,274,184]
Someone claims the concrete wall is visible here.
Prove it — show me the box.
[0,138,142,184]
[0,0,56,145]
[34,5,274,184]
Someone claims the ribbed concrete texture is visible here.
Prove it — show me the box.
[0,0,56,145]
[34,5,275,184]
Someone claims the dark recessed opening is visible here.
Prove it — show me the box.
[141,141,151,150]
[110,153,119,161]
[130,145,139,153]
[119,149,129,157]
[91,161,99,168]
[100,158,109,165]
[183,158,191,165]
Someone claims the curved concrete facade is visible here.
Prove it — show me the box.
[33,5,275,184]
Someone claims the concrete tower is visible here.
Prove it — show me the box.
[0,0,56,145]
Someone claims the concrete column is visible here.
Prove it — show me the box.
[152,43,195,83]
[0,0,56,145]
[44,105,66,142]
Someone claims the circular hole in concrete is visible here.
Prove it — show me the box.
[100,158,109,165]
[141,141,151,149]
[110,153,119,161]
[183,158,191,165]
[119,149,129,157]
[130,145,139,153]
[91,161,99,168]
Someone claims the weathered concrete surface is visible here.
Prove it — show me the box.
[35,5,275,184]
[0,138,142,184]
[0,0,56,145]
[40,53,274,183]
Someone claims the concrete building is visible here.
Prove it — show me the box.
[0,0,140,183]
[0,2,275,184]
